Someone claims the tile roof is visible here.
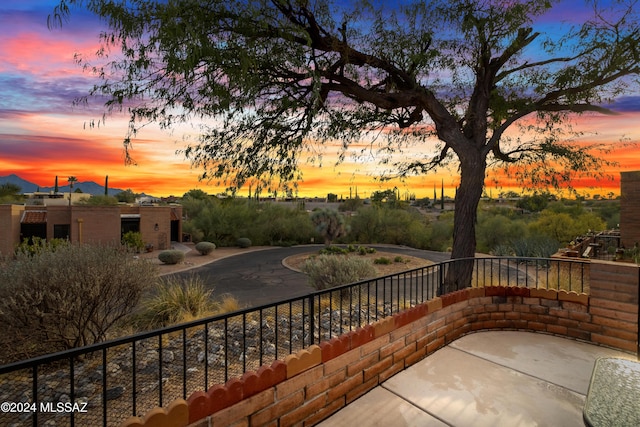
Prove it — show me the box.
[21,211,47,224]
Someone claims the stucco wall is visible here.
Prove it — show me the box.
[0,205,23,256]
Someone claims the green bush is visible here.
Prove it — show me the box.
[237,237,252,248]
[301,255,376,290]
[394,256,406,263]
[347,206,431,249]
[511,236,560,258]
[122,231,145,252]
[491,244,514,256]
[181,198,316,247]
[319,245,348,255]
[0,244,156,363]
[15,237,69,256]
[158,250,185,264]
[374,257,392,265]
[358,245,376,255]
[195,241,216,255]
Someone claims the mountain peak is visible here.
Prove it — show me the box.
[0,174,125,196]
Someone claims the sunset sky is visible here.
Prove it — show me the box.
[1,1,639,198]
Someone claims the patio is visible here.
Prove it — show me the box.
[318,330,633,427]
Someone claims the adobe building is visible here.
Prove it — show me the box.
[620,170,640,248]
[0,204,182,256]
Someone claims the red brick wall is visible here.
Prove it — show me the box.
[589,260,639,351]
[124,260,638,427]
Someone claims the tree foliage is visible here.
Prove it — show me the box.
[115,188,141,203]
[347,205,433,249]
[181,197,316,246]
[51,0,640,287]
[0,183,23,203]
[79,194,118,205]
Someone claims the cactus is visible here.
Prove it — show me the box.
[310,208,348,246]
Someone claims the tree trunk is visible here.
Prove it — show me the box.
[442,151,486,294]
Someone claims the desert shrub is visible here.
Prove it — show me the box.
[136,275,215,328]
[394,256,406,263]
[217,294,240,313]
[358,245,376,255]
[491,244,515,256]
[195,241,216,255]
[348,206,431,248]
[237,237,252,248]
[319,245,348,255]
[79,195,118,205]
[426,212,454,251]
[302,255,376,290]
[374,257,392,265]
[182,198,316,246]
[528,210,606,245]
[158,250,185,264]
[134,275,240,329]
[251,203,316,246]
[181,221,205,243]
[0,244,156,363]
[122,231,145,252]
[15,237,69,256]
[476,214,527,254]
[511,235,560,258]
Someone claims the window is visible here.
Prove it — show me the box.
[53,224,70,240]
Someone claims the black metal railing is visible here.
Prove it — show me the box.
[0,256,589,427]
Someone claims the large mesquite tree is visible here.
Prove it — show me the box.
[51,0,639,289]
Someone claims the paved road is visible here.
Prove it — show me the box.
[175,245,450,308]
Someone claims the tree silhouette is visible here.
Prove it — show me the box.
[67,176,77,205]
[50,0,640,288]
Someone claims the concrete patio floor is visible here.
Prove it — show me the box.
[318,331,635,427]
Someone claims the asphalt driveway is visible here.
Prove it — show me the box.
[174,245,449,308]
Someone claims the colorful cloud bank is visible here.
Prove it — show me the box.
[1,1,639,198]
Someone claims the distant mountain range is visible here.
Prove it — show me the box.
[0,174,126,196]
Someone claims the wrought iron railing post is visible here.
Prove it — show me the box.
[132,341,137,416]
[309,295,315,346]
[102,348,107,427]
[69,356,75,427]
[32,365,37,427]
